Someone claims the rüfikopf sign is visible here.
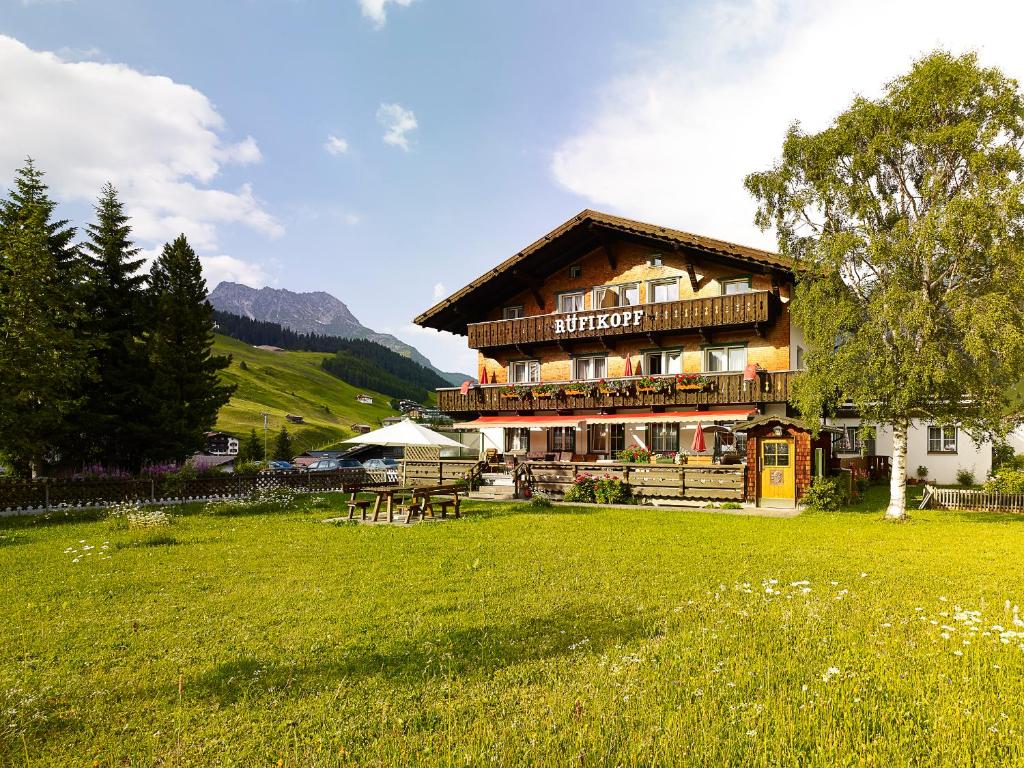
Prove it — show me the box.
[553,309,645,335]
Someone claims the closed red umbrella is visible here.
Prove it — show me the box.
[691,421,706,452]
[480,365,487,384]
[624,356,633,376]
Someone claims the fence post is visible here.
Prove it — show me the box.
[44,482,49,512]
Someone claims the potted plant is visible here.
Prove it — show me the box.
[598,378,631,396]
[563,381,595,397]
[618,446,652,463]
[533,382,562,399]
[674,373,712,391]
[500,384,533,399]
[636,375,674,394]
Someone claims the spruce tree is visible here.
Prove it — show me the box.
[272,427,293,462]
[82,183,154,470]
[146,235,234,462]
[241,428,263,461]
[0,164,92,475]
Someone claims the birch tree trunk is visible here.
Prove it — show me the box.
[885,420,909,520]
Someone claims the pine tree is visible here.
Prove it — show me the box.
[146,235,234,462]
[241,428,264,461]
[0,162,92,475]
[81,183,154,470]
[272,427,293,461]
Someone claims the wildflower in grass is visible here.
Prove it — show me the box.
[953,650,964,657]
[821,666,840,682]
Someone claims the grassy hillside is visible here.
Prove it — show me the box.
[213,335,398,453]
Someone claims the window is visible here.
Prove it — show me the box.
[648,278,679,303]
[610,424,625,455]
[570,265,582,278]
[704,345,747,372]
[833,426,862,454]
[505,428,530,452]
[644,349,683,375]
[588,423,609,454]
[648,254,664,267]
[721,278,752,295]
[762,441,791,467]
[573,355,607,380]
[502,305,524,320]
[558,291,586,313]
[928,426,957,453]
[594,283,640,308]
[648,423,679,453]
[508,360,540,383]
[548,427,576,453]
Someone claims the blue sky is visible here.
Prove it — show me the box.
[3,0,1024,373]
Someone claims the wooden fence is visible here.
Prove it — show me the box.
[0,468,396,515]
[923,485,1024,512]
[401,460,484,488]
[524,462,745,502]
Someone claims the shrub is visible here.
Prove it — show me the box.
[800,477,847,512]
[235,460,266,475]
[916,465,928,479]
[527,492,553,509]
[720,501,742,509]
[563,474,596,503]
[955,469,976,487]
[983,469,1024,494]
[594,475,632,505]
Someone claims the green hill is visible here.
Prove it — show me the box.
[213,335,398,454]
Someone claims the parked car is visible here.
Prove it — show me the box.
[306,458,363,472]
[267,460,294,471]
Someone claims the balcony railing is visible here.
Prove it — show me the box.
[437,371,798,414]
[467,291,781,350]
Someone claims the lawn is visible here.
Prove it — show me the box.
[3,488,1024,766]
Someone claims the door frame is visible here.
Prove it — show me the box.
[758,436,796,508]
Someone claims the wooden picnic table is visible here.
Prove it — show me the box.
[354,483,464,524]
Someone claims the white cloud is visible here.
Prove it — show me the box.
[0,35,282,257]
[324,134,349,155]
[377,102,417,151]
[199,254,273,288]
[432,282,446,299]
[390,324,477,376]
[359,0,415,29]
[552,0,1024,250]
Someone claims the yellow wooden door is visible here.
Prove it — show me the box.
[760,439,795,501]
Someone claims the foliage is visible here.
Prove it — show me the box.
[146,235,235,462]
[593,475,632,505]
[800,476,848,512]
[955,469,977,487]
[532,382,563,397]
[239,428,264,462]
[6,493,1024,764]
[597,378,632,394]
[719,501,742,509]
[983,468,1024,494]
[0,159,93,475]
[80,183,154,471]
[992,441,1024,471]
[272,427,294,461]
[563,473,596,503]
[562,381,595,396]
[674,373,712,388]
[635,375,674,393]
[916,465,929,479]
[618,446,652,463]
[527,491,553,509]
[746,52,1024,520]
[234,460,266,475]
[500,384,533,399]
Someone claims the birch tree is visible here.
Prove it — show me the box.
[746,51,1024,519]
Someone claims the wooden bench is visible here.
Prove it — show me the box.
[346,499,373,520]
[406,484,463,524]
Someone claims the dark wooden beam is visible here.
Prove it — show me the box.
[646,333,661,349]
[699,328,711,345]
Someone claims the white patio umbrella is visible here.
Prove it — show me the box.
[342,419,464,448]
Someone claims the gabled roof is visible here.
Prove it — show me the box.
[415,209,792,335]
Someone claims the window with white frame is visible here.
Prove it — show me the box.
[573,355,607,380]
[644,348,683,375]
[502,305,524,320]
[594,283,640,308]
[648,423,679,453]
[505,428,530,452]
[588,423,609,454]
[508,360,540,383]
[704,344,747,372]
[721,277,752,295]
[548,426,576,453]
[557,291,586,313]
[648,278,679,303]
[927,425,957,453]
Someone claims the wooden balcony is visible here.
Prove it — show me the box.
[437,370,798,415]
[467,291,782,351]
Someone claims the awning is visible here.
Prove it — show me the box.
[452,414,586,429]
[453,409,756,430]
[585,409,756,425]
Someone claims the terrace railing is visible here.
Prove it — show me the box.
[524,462,745,502]
[467,291,781,351]
[923,485,1024,512]
[437,370,798,414]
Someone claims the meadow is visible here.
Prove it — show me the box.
[2,489,1023,766]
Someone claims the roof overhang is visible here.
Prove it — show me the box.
[414,209,794,335]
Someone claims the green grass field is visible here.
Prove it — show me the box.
[3,488,1024,766]
[213,335,398,453]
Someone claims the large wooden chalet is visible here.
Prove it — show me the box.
[416,210,818,506]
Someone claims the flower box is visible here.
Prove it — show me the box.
[564,389,590,397]
[675,383,706,392]
[636,386,659,394]
[534,392,555,399]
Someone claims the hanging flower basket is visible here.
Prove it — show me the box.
[597,378,631,396]
[636,376,674,394]
[532,383,562,399]
[562,382,595,397]
[501,385,533,399]
[674,373,712,392]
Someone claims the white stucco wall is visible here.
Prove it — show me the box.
[789,320,806,371]
[827,417,992,485]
